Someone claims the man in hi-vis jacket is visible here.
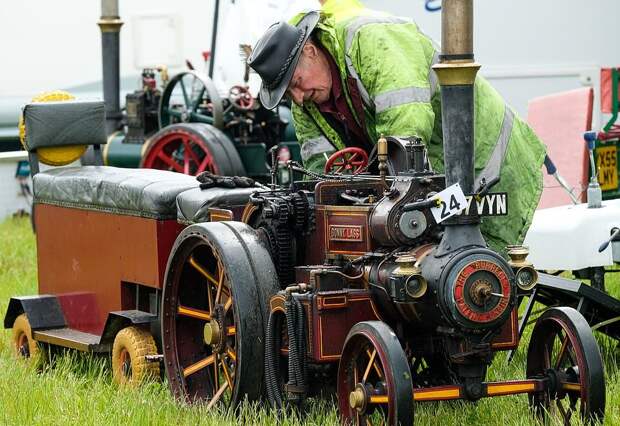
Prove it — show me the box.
[248,0,546,253]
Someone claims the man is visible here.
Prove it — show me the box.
[248,0,546,253]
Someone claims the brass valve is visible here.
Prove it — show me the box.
[377,135,389,191]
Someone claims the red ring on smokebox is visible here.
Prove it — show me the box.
[453,260,511,323]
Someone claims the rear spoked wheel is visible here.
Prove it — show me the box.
[527,307,605,424]
[161,222,278,408]
[337,321,413,425]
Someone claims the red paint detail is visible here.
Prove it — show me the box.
[142,129,220,176]
[452,260,512,324]
[324,147,368,174]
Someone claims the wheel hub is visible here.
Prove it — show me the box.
[18,333,29,358]
[203,321,222,346]
[349,383,368,412]
[470,279,493,306]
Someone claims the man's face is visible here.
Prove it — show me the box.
[286,43,332,106]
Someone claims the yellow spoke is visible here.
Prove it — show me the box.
[554,333,570,369]
[224,297,233,313]
[226,326,236,336]
[221,360,234,390]
[213,353,219,390]
[226,347,237,363]
[183,354,215,377]
[363,349,377,383]
[177,305,211,321]
[215,263,224,304]
[189,256,218,286]
[207,279,213,313]
[366,348,383,379]
[206,381,230,410]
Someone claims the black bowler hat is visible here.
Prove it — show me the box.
[248,11,320,109]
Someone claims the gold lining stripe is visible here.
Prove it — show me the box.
[413,388,460,401]
[369,395,389,404]
[486,383,535,396]
[562,383,581,392]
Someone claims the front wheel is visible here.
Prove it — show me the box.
[526,307,605,424]
[337,321,413,425]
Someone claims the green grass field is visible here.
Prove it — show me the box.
[0,216,619,425]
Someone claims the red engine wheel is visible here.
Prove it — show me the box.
[324,147,369,174]
[526,307,605,424]
[140,123,245,176]
[229,85,255,111]
[337,321,413,425]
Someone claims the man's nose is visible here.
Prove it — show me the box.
[289,87,305,106]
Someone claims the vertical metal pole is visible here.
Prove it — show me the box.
[208,0,221,79]
[434,0,485,254]
[99,0,124,135]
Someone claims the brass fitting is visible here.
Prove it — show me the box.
[377,134,389,191]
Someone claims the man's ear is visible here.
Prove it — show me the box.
[302,42,318,59]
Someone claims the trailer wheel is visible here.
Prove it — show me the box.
[337,321,414,426]
[527,307,605,424]
[161,222,279,407]
[112,326,160,386]
[12,314,42,363]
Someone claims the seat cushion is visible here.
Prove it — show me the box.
[34,166,199,219]
[176,186,265,223]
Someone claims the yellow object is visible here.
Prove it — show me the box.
[19,90,87,166]
[111,326,160,386]
[486,382,536,396]
[413,387,461,401]
[12,314,43,365]
[596,145,618,190]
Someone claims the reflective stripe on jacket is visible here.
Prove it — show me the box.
[291,1,546,252]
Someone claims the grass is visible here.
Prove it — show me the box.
[0,215,619,425]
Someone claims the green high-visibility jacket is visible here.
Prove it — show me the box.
[290,1,546,253]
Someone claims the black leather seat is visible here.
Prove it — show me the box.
[34,166,199,220]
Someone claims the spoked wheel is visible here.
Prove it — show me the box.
[140,123,246,176]
[162,222,279,407]
[159,70,224,129]
[527,307,605,425]
[338,321,413,425]
[324,147,369,174]
[229,85,255,111]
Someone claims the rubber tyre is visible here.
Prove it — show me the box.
[12,314,42,364]
[112,326,160,386]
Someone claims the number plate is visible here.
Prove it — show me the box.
[430,183,468,223]
[595,145,618,191]
[459,193,508,217]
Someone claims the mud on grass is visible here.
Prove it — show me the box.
[1,216,619,425]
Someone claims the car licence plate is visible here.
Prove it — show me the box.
[595,145,618,191]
